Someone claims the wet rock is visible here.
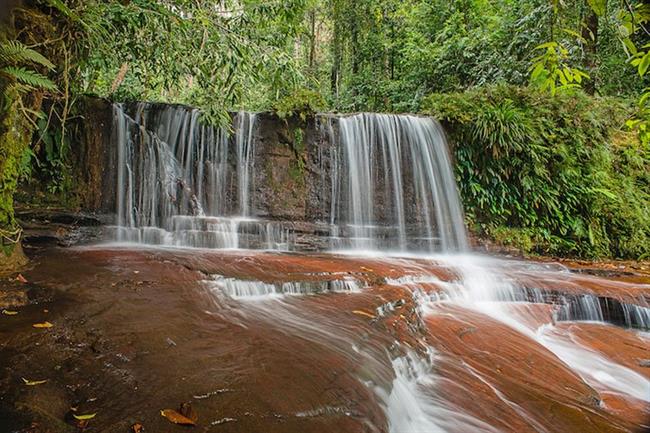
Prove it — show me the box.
[16,208,106,247]
[0,288,28,308]
[179,402,198,423]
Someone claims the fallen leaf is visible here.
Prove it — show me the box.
[131,423,144,433]
[161,409,195,425]
[352,310,375,319]
[22,378,47,386]
[16,274,27,283]
[179,402,198,423]
[32,322,53,328]
[73,413,96,421]
[2,310,18,315]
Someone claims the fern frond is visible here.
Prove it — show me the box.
[0,40,55,70]
[1,67,57,90]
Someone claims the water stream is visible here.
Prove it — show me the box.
[105,103,649,432]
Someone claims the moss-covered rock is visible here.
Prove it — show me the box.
[0,82,35,267]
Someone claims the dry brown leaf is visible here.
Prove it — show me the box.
[131,422,144,433]
[32,321,53,328]
[2,310,18,315]
[16,274,27,283]
[160,409,195,426]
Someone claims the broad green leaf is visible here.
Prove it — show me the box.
[591,188,617,200]
[535,42,558,50]
[639,52,650,76]
[587,0,606,16]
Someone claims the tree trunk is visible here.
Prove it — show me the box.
[308,9,316,71]
[582,5,599,95]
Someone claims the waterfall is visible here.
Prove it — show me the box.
[235,112,257,216]
[111,104,467,253]
[327,113,468,253]
[112,103,291,249]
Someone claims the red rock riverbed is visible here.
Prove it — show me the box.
[0,245,648,432]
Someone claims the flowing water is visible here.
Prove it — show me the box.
[327,113,468,252]
[113,104,292,249]
[15,104,646,431]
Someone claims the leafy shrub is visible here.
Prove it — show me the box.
[272,88,326,120]
[423,85,650,259]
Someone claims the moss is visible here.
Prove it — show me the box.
[288,159,305,187]
[489,227,535,254]
[293,127,305,153]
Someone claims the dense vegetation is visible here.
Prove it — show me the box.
[0,0,649,261]
[427,86,649,258]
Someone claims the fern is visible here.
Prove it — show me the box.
[1,66,57,90]
[0,40,55,70]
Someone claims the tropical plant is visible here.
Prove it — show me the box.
[529,41,589,95]
[425,85,650,259]
[0,39,56,93]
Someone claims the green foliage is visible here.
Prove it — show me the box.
[1,66,57,90]
[0,39,56,93]
[2,0,648,263]
[529,41,589,95]
[0,40,54,69]
[272,88,326,120]
[33,116,71,194]
[424,85,650,259]
[59,0,309,123]
[0,83,32,252]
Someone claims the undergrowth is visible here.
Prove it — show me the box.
[424,85,650,259]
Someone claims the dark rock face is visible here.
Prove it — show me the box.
[71,101,337,227]
[70,97,117,214]
[69,101,464,252]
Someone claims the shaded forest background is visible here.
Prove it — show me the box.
[0,0,649,261]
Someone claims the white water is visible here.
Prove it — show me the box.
[328,114,468,253]
[110,103,648,432]
[113,104,292,249]
[380,350,501,433]
[206,275,363,299]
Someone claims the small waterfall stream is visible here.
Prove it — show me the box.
[328,114,468,252]
[106,102,649,433]
[113,104,291,249]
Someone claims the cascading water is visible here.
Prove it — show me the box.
[107,102,649,432]
[112,106,468,254]
[112,103,292,249]
[327,113,468,253]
